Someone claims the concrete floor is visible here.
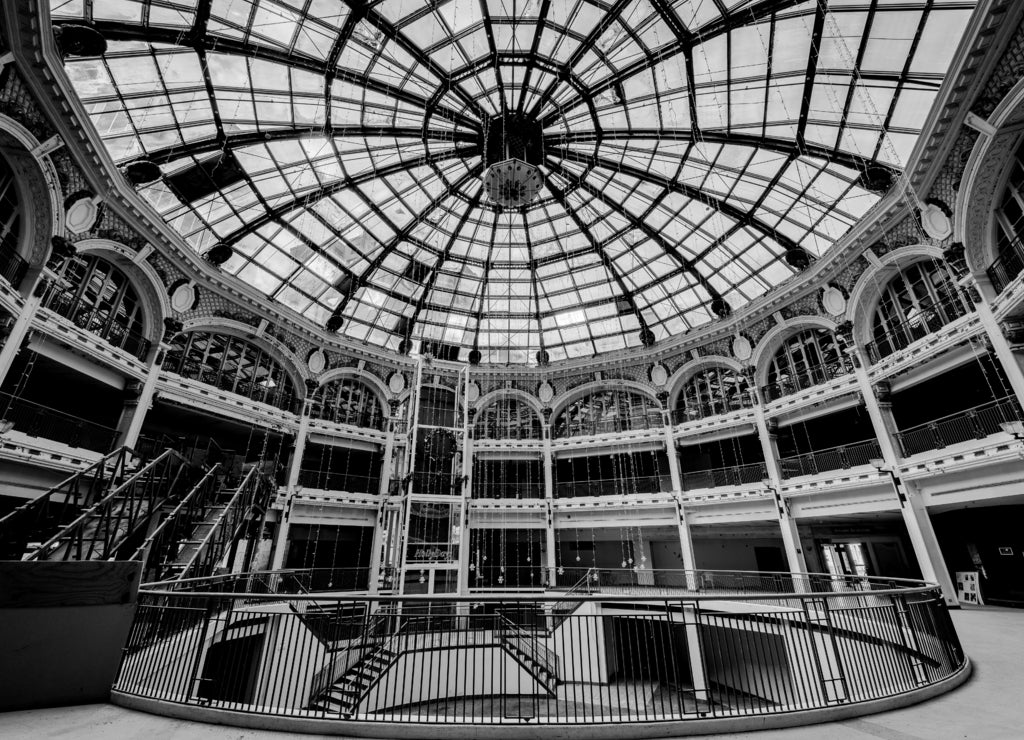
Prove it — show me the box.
[0,606,1020,740]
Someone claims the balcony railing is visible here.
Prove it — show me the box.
[671,395,754,424]
[554,474,669,498]
[0,391,118,452]
[310,407,385,431]
[779,439,883,479]
[553,410,664,438]
[115,570,965,729]
[895,395,1023,457]
[296,468,380,494]
[474,422,542,440]
[987,236,1024,295]
[761,360,855,403]
[680,461,767,491]
[173,362,297,412]
[864,295,970,364]
[40,283,151,361]
[0,238,28,290]
[471,480,545,499]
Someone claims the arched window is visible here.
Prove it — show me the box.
[991,138,1024,290]
[553,388,662,438]
[868,259,968,361]
[475,397,542,439]
[675,367,752,422]
[0,156,27,289]
[163,330,297,411]
[41,253,150,360]
[312,378,385,430]
[764,328,852,401]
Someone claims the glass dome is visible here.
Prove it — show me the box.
[52,0,973,364]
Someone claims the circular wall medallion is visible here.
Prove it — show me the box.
[306,349,327,375]
[537,381,555,405]
[920,203,953,241]
[466,381,480,403]
[650,363,669,387]
[732,335,753,362]
[821,285,847,317]
[169,281,197,312]
[64,192,101,234]
[388,372,406,395]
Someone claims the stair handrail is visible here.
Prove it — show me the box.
[131,463,223,581]
[0,446,132,556]
[173,466,271,581]
[549,567,597,631]
[24,449,188,562]
[497,612,559,680]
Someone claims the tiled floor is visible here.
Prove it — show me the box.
[0,606,1019,740]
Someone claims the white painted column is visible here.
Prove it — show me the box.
[368,406,398,594]
[849,353,959,606]
[631,531,655,585]
[753,404,808,586]
[120,345,166,450]
[663,416,697,581]
[0,290,43,390]
[285,400,313,492]
[269,501,292,572]
[543,425,558,586]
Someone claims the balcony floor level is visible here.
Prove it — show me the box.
[0,607,1018,740]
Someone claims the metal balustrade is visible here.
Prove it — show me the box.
[39,282,152,360]
[0,390,119,452]
[554,474,669,498]
[297,468,381,495]
[680,462,767,491]
[0,239,28,290]
[475,423,542,440]
[779,439,883,479]
[470,565,549,589]
[554,411,664,438]
[895,396,1024,457]
[987,237,1024,295]
[114,569,965,730]
[173,362,297,413]
[471,480,545,499]
[760,360,854,402]
[864,295,970,364]
[671,396,755,424]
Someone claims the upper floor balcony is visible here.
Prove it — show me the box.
[553,410,664,439]
[895,396,1023,457]
[760,358,854,403]
[680,462,766,491]
[554,474,670,498]
[0,390,118,453]
[864,295,971,364]
[779,439,883,479]
[987,236,1024,296]
[38,280,151,361]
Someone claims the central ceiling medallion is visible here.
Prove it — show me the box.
[481,114,544,208]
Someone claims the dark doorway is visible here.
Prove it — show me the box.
[198,633,264,703]
[754,546,787,573]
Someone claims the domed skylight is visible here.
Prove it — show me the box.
[52,0,974,364]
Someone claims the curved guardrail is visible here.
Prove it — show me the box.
[113,570,966,737]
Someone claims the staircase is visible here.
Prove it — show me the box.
[0,447,134,560]
[311,644,398,716]
[498,615,559,696]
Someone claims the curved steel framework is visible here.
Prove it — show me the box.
[53,0,974,362]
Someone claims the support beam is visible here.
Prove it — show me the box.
[285,400,313,493]
[118,345,166,450]
[0,290,43,390]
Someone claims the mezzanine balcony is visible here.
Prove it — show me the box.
[987,236,1024,295]
[895,395,1023,457]
[0,390,117,452]
[39,282,151,361]
[680,461,767,491]
[779,439,883,479]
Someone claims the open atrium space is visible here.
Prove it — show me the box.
[2,0,1024,737]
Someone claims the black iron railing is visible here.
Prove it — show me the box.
[0,238,28,290]
[760,359,855,402]
[0,390,119,452]
[471,480,545,499]
[553,410,664,438]
[474,422,543,440]
[297,468,380,494]
[40,282,152,361]
[864,295,970,364]
[987,237,1024,295]
[779,439,883,478]
[171,362,297,412]
[895,396,1023,457]
[114,570,964,727]
[553,474,669,498]
[680,461,767,491]
[671,395,755,424]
